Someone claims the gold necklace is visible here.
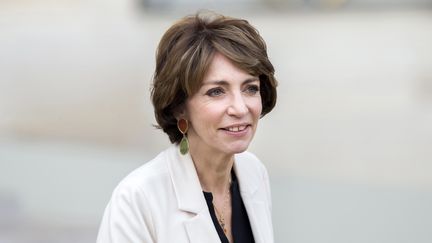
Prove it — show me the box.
[213,180,231,234]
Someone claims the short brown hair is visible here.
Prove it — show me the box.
[151,11,278,144]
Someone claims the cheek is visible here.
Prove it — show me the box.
[250,99,263,118]
[187,103,223,126]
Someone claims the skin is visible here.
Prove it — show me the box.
[181,52,262,241]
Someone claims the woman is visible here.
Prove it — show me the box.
[97,11,277,243]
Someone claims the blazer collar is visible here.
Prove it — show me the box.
[167,145,261,213]
[167,144,206,214]
[167,145,221,243]
[233,152,261,198]
[167,145,272,243]
[234,152,273,243]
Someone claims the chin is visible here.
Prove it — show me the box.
[223,141,251,154]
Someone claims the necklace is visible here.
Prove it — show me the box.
[213,179,231,234]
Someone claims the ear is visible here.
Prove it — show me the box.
[173,104,187,120]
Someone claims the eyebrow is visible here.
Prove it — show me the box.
[203,78,259,86]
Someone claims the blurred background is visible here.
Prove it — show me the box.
[1,0,432,242]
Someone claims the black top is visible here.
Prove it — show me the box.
[203,172,255,243]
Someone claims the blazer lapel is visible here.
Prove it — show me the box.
[234,153,274,243]
[184,210,221,243]
[167,145,220,243]
[242,200,272,243]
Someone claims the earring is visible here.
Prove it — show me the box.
[177,119,189,155]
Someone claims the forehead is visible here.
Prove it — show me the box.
[201,53,256,85]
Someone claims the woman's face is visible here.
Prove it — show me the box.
[184,52,262,157]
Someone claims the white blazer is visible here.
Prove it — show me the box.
[97,145,273,243]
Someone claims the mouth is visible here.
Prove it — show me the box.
[220,124,251,132]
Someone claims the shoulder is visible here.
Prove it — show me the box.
[111,146,175,201]
[97,147,179,243]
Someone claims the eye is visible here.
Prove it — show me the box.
[206,87,225,97]
[245,84,260,95]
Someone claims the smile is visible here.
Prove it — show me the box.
[221,124,251,133]
[226,125,247,132]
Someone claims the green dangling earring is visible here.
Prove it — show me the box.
[177,118,189,155]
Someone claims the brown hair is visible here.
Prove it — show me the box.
[151,11,278,143]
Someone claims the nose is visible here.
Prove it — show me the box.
[227,93,248,117]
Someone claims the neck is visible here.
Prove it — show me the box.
[189,144,234,195]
